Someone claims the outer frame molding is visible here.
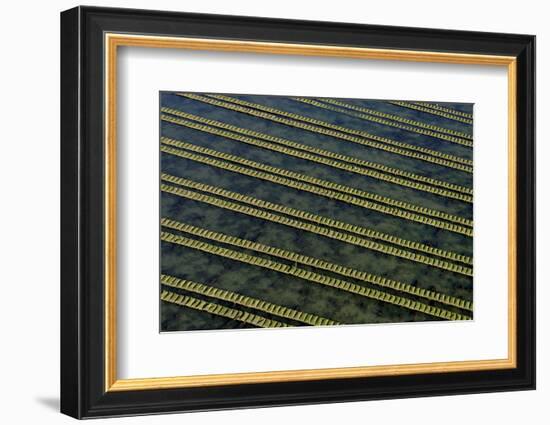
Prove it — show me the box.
[61,6,535,419]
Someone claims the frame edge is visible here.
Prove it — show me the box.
[515,34,536,391]
[60,6,83,420]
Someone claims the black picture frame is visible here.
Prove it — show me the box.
[61,5,535,419]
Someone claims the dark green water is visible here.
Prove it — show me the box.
[159,93,474,331]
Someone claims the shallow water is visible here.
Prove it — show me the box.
[159,92,474,331]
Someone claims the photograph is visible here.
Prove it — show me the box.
[56,4,536,419]
[0,0,544,423]
[159,92,474,331]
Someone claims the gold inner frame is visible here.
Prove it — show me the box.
[104,33,517,392]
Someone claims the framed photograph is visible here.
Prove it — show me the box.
[60,6,535,419]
